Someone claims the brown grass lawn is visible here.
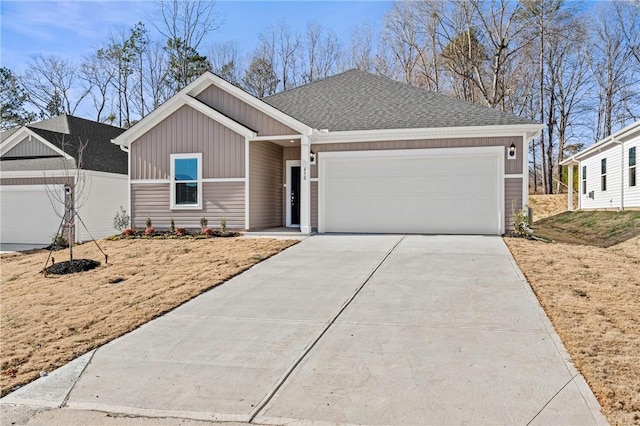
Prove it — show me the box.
[505,236,640,426]
[528,193,570,221]
[0,237,298,397]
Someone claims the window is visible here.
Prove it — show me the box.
[601,158,607,191]
[582,165,587,195]
[630,147,637,187]
[170,153,202,209]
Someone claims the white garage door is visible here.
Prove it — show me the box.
[319,147,504,235]
[1,185,64,244]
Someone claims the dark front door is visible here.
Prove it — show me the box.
[291,166,301,225]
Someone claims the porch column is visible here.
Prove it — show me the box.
[568,164,574,211]
[300,136,312,234]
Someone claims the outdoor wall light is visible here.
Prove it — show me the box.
[509,142,516,159]
[310,149,316,164]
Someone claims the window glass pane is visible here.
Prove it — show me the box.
[602,175,607,191]
[631,167,637,187]
[601,158,606,174]
[582,166,586,179]
[630,147,636,167]
[175,182,198,205]
[175,158,198,181]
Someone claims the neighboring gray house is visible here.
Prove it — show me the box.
[112,70,543,235]
[561,120,639,211]
[0,115,128,244]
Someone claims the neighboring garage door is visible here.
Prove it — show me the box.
[1,185,64,244]
[318,147,504,235]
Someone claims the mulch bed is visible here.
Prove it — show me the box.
[44,259,101,275]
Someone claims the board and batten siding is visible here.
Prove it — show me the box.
[505,178,523,230]
[310,137,523,178]
[131,182,245,229]
[130,105,245,180]
[249,142,283,229]
[2,137,59,158]
[197,86,296,137]
[0,177,70,186]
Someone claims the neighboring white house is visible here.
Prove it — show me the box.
[561,121,639,211]
[0,115,128,244]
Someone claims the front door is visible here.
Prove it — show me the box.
[290,166,301,225]
[286,161,301,227]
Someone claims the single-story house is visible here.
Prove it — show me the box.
[0,115,128,244]
[561,121,639,211]
[111,70,543,235]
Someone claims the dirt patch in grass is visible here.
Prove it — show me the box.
[528,194,573,221]
[505,237,640,426]
[0,238,298,397]
[532,210,640,247]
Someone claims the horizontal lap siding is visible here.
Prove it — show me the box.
[131,105,245,180]
[197,86,296,137]
[249,142,283,229]
[505,178,523,231]
[131,182,245,230]
[0,177,70,185]
[311,137,522,178]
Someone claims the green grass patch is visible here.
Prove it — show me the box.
[532,210,640,247]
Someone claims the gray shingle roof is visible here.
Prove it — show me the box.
[1,115,127,174]
[263,70,537,131]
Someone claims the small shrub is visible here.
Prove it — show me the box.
[122,228,136,236]
[145,215,152,228]
[203,227,214,237]
[144,227,155,236]
[50,233,68,249]
[169,217,175,233]
[113,206,130,231]
[220,218,227,233]
[200,217,208,230]
[512,201,532,237]
[175,227,186,237]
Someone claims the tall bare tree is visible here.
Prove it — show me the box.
[20,55,91,118]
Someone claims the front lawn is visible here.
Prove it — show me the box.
[0,237,298,397]
[506,211,640,425]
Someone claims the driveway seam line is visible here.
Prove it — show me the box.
[524,372,579,426]
[60,348,98,408]
[247,235,406,423]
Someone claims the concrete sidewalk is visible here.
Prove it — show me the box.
[1,235,607,425]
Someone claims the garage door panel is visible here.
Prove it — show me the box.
[1,185,64,244]
[320,149,503,235]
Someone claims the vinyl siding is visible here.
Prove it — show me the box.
[623,139,640,207]
[579,146,623,209]
[197,85,297,136]
[76,172,128,242]
[505,178,523,231]
[2,137,59,158]
[249,142,283,229]
[0,177,70,185]
[131,182,245,230]
[310,137,522,178]
[311,181,318,229]
[130,105,245,180]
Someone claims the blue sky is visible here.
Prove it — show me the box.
[0,0,392,73]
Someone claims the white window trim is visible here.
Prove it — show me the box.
[601,158,607,192]
[170,153,203,210]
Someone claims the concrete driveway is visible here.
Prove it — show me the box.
[1,235,606,425]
